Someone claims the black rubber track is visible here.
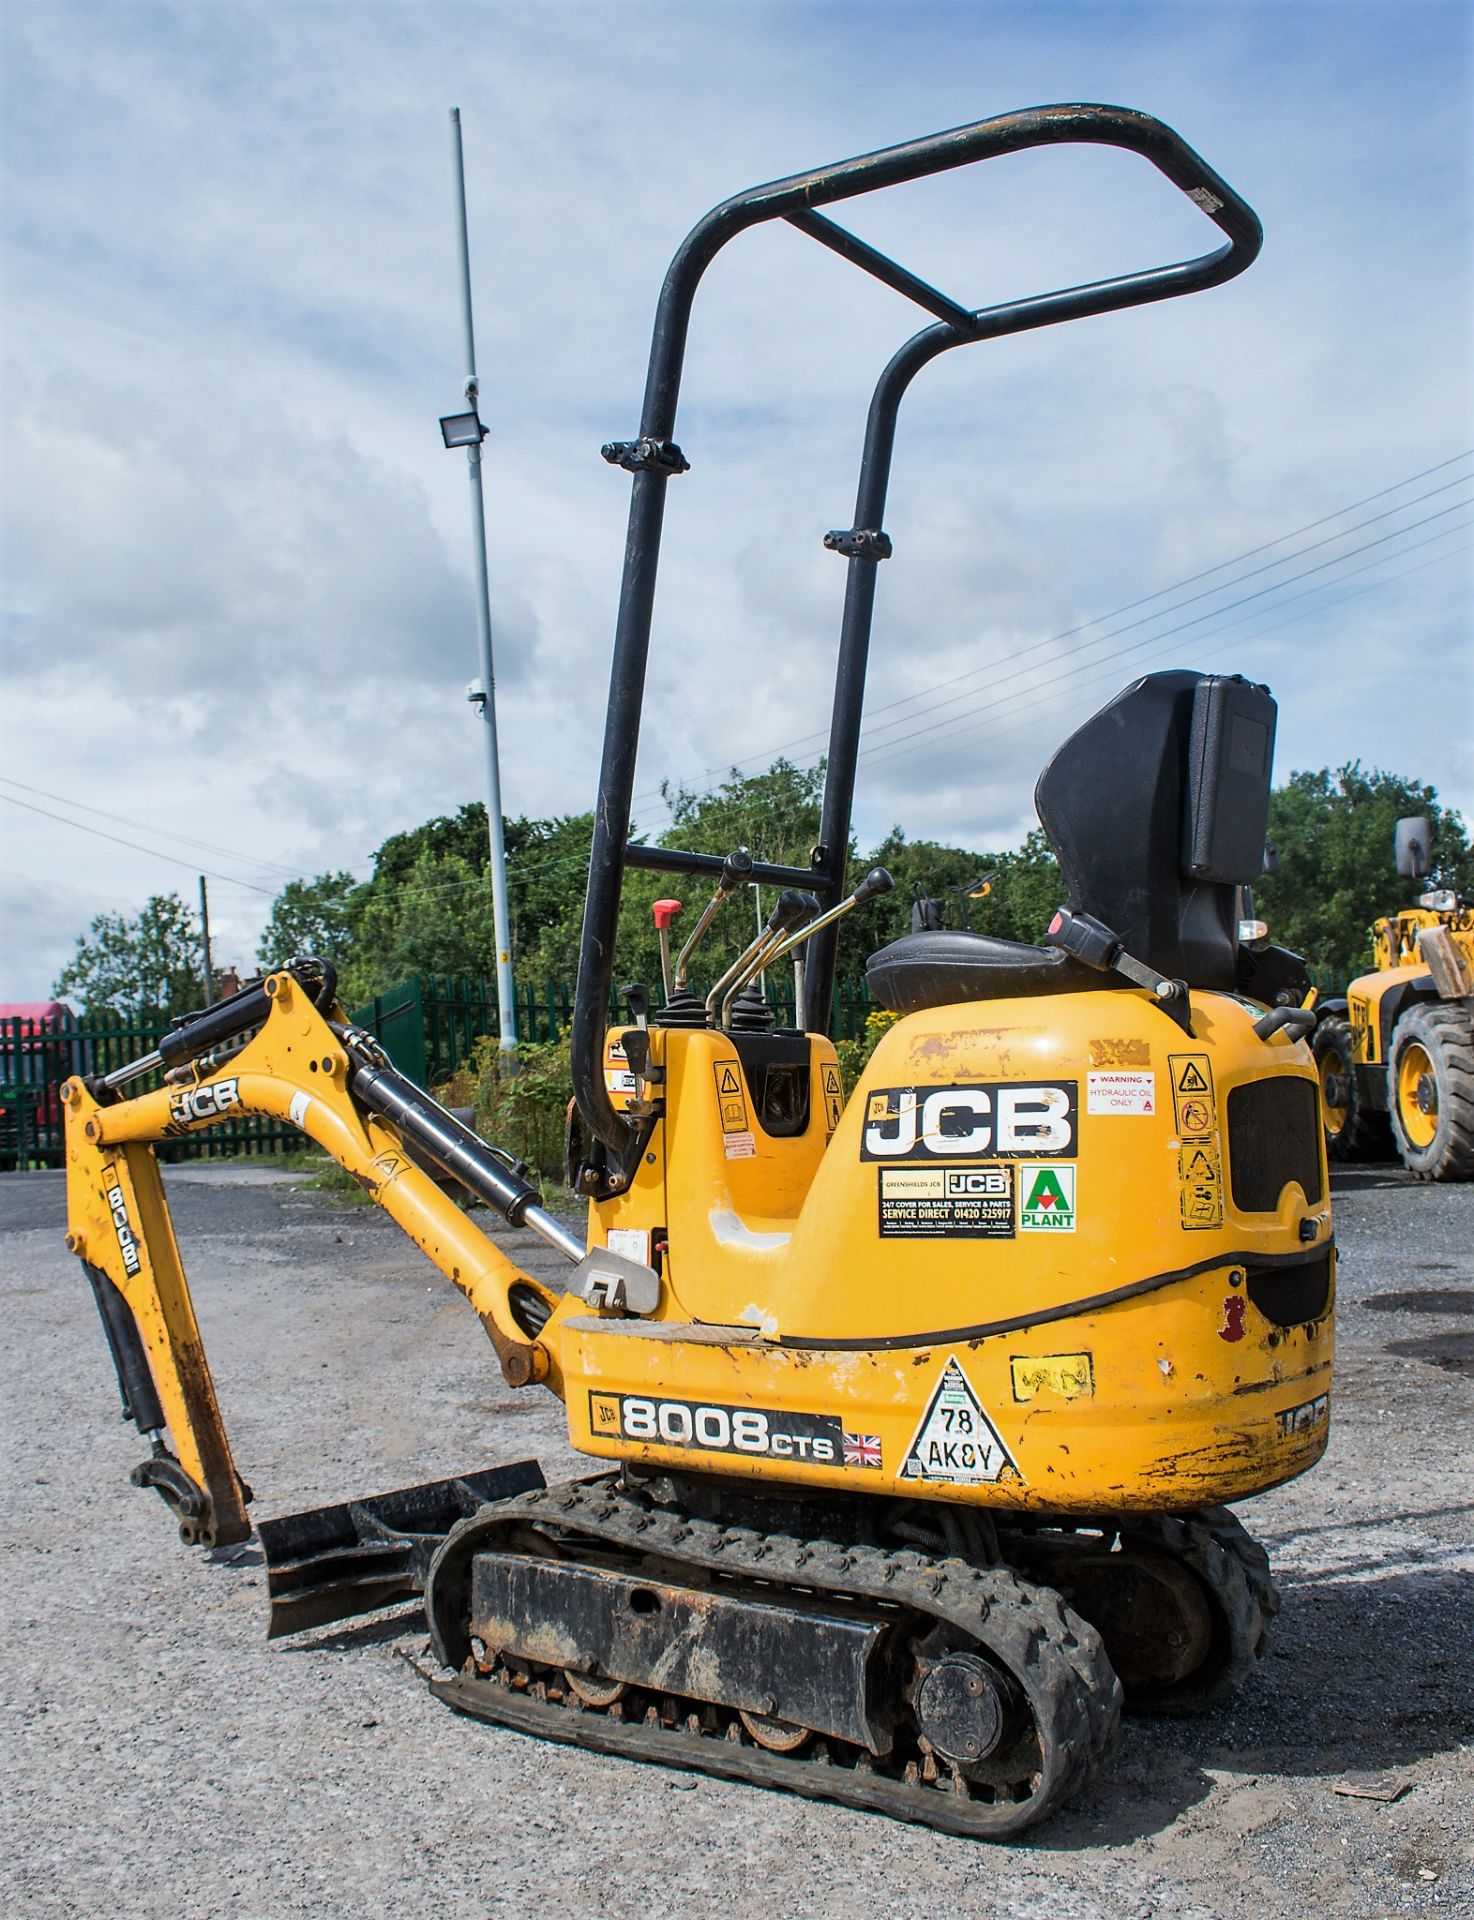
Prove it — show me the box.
[424,1476,1122,1840]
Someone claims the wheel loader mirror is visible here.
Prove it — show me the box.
[1261,842,1280,878]
[1395,817,1432,879]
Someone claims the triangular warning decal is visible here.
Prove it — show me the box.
[718,1066,741,1095]
[900,1356,1020,1485]
[1176,1060,1209,1093]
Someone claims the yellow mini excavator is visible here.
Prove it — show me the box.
[62,105,1334,1838]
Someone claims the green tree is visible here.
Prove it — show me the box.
[54,893,205,1022]
[343,847,495,1002]
[256,872,361,972]
[1258,765,1471,981]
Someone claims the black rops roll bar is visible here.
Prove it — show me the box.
[573,103,1262,1161]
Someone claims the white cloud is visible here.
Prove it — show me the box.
[1,0,1470,994]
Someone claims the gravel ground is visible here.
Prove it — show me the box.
[2,1159,1470,1920]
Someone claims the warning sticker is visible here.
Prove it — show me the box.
[1087,1070,1155,1116]
[900,1356,1020,1485]
[723,1130,757,1160]
[878,1165,1013,1238]
[1010,1352,1095,1402]
[605,1227,650,1263]
[289,1089,312,1130]
[1170,1053,1223,1230]
[821,1062,844,1135]
[1019,1163,1076,1231]
[1168,1054,1215,1127]
[713,1060,749,1134]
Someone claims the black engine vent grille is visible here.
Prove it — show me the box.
[1246,1251,1332,1327]
[1226,1075,1323,1212]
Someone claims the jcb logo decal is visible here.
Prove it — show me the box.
[102,1166,142,1277]
[861,1082,1077,1162]
[168,1077,240,1127]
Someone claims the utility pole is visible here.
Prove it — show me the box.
[198,876,215,1003]
[443,106,518,1062]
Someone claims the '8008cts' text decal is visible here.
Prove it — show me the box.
[861,1082,1077,1162]
[588,1391,882,1470]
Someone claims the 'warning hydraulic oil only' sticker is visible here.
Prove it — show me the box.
[1086,1070,1155,1115]
[1169,1053,1224,1230]
[587,1391,882,1470]
[900,1356,1020,1485]
[1019,1163,1076,1231]
[878,1165,1013,1238]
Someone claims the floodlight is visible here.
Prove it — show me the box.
[440,409,487,448]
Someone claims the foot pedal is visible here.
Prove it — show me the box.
[259,1460,544,1638]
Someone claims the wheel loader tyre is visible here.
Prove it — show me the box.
[1312,1015,1388,1161]
[1387,1002,1474,1181]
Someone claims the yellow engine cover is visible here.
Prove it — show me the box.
[552,988,1333,1514]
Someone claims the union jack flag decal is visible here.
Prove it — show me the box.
[842,1431,882,1470]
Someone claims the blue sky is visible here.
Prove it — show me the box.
[1,0,1470,993]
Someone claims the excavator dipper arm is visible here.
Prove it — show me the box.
[61,963,577,1550]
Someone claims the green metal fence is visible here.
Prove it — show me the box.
[1,974,880,1172]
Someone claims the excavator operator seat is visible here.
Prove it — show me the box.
[866,671,1277,1014]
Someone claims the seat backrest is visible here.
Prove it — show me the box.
[1033,671,1276,991]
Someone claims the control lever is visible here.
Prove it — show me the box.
[764,867,894,966]
[708,889,814,1029]
[652,899,683,1002]
[1045,907,1194,1036]
[673,848,754,991]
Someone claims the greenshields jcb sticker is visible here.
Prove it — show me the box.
[1020,1163,1076,1231]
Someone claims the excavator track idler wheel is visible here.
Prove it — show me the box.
[1005,1506,1279,1716]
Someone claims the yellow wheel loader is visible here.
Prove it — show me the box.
[61,105,1335,1839]
[1313,817,1474,1179]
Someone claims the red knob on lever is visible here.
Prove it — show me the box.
[652,899,683,930]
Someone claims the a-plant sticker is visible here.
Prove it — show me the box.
[1019,1163,1076,1231]
[900,1355,1020,1485]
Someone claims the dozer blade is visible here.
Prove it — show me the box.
[259,1461,544,1638]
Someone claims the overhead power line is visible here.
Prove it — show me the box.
[857,496,1473,772]
[862,532,1472,779]
[0,776,304,879]
[630,447,1473,817]
[0,793,277,895]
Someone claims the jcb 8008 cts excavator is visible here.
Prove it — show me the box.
[61,105,1333,1838]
